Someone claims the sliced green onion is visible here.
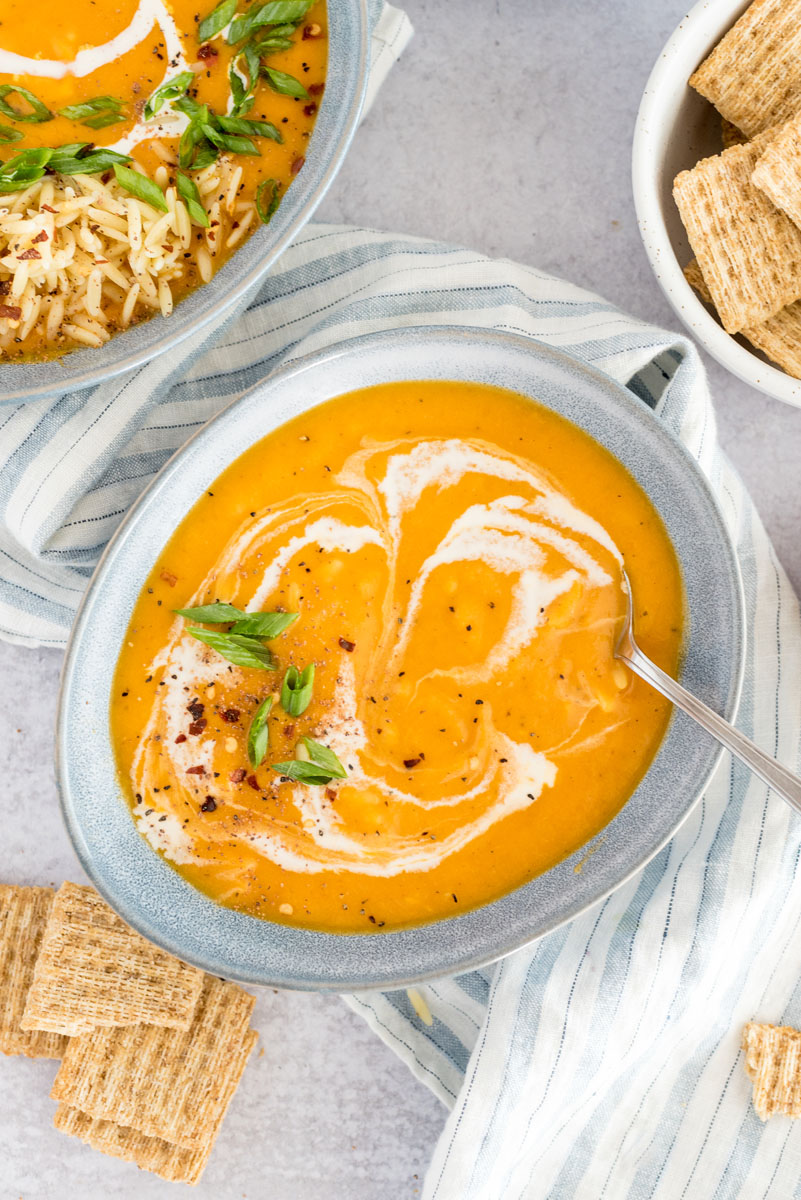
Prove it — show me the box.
[252,33,294,54]
[0,85,53,124]
[187,626,277,669]
[303,737,347,777]
[143,71,195,120]
[217,114,282,141]
[176,172,210,227]
[198,0,238,41]
[231,611,298,638]
[174,602,245,622]
[201,123,260,155]
[261,66,308,99]
[49,145,130,174]
[280,663,314,716]
[247,696,273,767]
[112,164,168,212]
[0,125,23,144]
[271,737,346,786]
[255,178,281,223]
[228,0,310,45]
[59,95,124,129]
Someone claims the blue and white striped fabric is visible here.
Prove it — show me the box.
[1,230,800,1193]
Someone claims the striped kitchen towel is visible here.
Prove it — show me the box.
[1,230,800,1194]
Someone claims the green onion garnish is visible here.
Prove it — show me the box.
[217,114,282,141]
[143,71,196,120]
[230,611,298,638]
[174,602,246,622]
[113,163,168,212]
[271,737,347,786]
[59,95,125,129]
[176,172,210,227]
[255,178,281,223]
[0,125,23,144]
[228,0,310,45]
[0,85,53,124]
[261,66,309,99]
[280,663,314,716]
[187,627,277,670]
[198,0,238,42]
[247,695,273,767]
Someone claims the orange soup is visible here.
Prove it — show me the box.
[0,0,326,359]
[111,381,684,932]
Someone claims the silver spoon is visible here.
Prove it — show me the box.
[615,570,801,814]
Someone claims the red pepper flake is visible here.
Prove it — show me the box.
[229,768,246,783]
[187,700,204,720]
[308,82,325,96]
[188,718,207,736]
[162,243,174,252]
[0,304,22,321]
[17,248,41,260]
[338,637,355,652]
[303,102,317,117]
[160,569,177,586]
[221,708,240,723]
[186,764,206,776]
[200,796,217,812]
[41,204,57,213]
[32,230,48,243]
[325,787,337,801]
[246,774,260,791]
[174,733,187,744]
[403,757,421,769]
[197,42,218,58]
[290,155,305,176]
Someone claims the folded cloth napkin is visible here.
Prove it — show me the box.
[2,228,801,1196]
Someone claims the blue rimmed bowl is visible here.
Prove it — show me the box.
[56,326,745,991]
[0,0,369,405]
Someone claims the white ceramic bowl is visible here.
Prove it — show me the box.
[633,0,801,408]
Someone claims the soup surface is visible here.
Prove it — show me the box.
[112,381,684,932]
[0,0,326,359]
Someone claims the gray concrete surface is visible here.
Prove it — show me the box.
[2,2,799,1196]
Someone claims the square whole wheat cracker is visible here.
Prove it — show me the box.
[673,131,801,333]
[55,1105,210,1186]
[21,882,203,1038]
[0,885,67,1058]
[752,110,801,227]
[684,257,801,377]
[51,975,256,1152]
[742,1021,801,1119]
[690,0,801,138]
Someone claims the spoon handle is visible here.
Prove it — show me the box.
[620,644,801,815]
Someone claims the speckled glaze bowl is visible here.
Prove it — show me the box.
[57,327,745,991]
[0,0,369,406]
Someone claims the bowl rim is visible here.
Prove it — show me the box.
[0,0,370,406]
[632,0,801,409]
[56,325,746,990]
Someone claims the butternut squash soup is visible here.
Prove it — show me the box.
[111,381,685,932]
[0,0,326,359]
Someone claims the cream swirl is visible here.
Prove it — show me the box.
[133,437,623,878]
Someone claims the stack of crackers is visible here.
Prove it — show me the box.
[674,0,801,378]
[0,881,257,1186]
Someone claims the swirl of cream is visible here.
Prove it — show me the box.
[134,438,623,877]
